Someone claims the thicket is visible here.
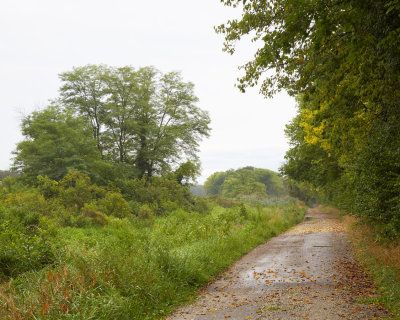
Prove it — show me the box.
[217,0,400,239]
[0,172,304,319]
[0,170,199,279]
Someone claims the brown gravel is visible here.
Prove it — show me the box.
[167,207,393,320]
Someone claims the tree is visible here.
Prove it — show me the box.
[136,70,210,177]
[172,160,201,186]
[217,0,400,98]
[13,106,102,181]
[217,0,400,233]
[253,168,285,196]
[59,65,107,154]
[222,175,266,198]
[204,167,286,198]
[204,171,228,195]
[60,65,211,177]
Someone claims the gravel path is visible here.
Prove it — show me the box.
[168,208,392,320]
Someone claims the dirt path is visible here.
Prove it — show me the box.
[168,208,392,320]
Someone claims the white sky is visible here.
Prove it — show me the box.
[0,0,297,183]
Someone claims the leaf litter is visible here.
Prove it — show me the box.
[168,208,392,320]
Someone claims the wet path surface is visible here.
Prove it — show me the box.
[168,208,392,320]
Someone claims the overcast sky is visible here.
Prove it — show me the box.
[0,0,297,183]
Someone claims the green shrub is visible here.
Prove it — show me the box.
[3,191,49,217]
[159,199,179,213]
[192,196,212,213]
[37,175,60,199]
[58,170,105,210]
[239,203,249,219]
[138,204,154,220]
[128,200,141,215]
[0,213,58,279]
[0,176,26,193]
[80,203,109,227]
[0,168,306,319]
[97,192,132,218]
[116,176,192,215]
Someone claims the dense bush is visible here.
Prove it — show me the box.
[0,201,304,319]
[97,192,132,218]
[0,166,306,319]
[0,191,58,279]
[2,169,200,229]
[116,176,193,215]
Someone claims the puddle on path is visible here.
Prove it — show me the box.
[168,208,392,320]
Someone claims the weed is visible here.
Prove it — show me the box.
[0,202,305,319]
[345,216,400,318]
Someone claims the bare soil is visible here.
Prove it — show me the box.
[168,207,392,320]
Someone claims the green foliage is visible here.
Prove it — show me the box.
[116,176,192,216]
[0,221,54,279]
[138,204,154,220]
[0,176,26,193]
[285,178,317,206]
[222,176,266,198]
[0,200,304,319]
[203,171,227,195]
[0,191,58,279]
[172,160,201,186]
[80,203,109,227]
[217,0,400,235]
[1,169,202,228]
[13,105,103,182]
[37,175,60,199]
[217,0,400,98]
[59,65,211,178]
[13,66,210,185]
[97,192,132,218]
[204,167,286,198]
[0,171,135,229]
[57,170,105,210]
[191,196,211,213]
[281,95,400,236]
[239,203,249,219]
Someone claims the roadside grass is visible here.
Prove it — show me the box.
[0,202,304,319]
[343,216,400,319]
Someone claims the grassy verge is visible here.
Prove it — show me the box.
[343,216,400,319]
[0,202,305,319]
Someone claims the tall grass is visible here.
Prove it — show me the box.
[0,203,304,319]
[344,216,400,319]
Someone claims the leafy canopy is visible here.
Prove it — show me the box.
[204,167,285,198]
[14,65,211,182]
[60,65,211,178]
[13,106,102,181]
[218,0,400,235]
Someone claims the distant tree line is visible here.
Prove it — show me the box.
[204,167,286,198]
